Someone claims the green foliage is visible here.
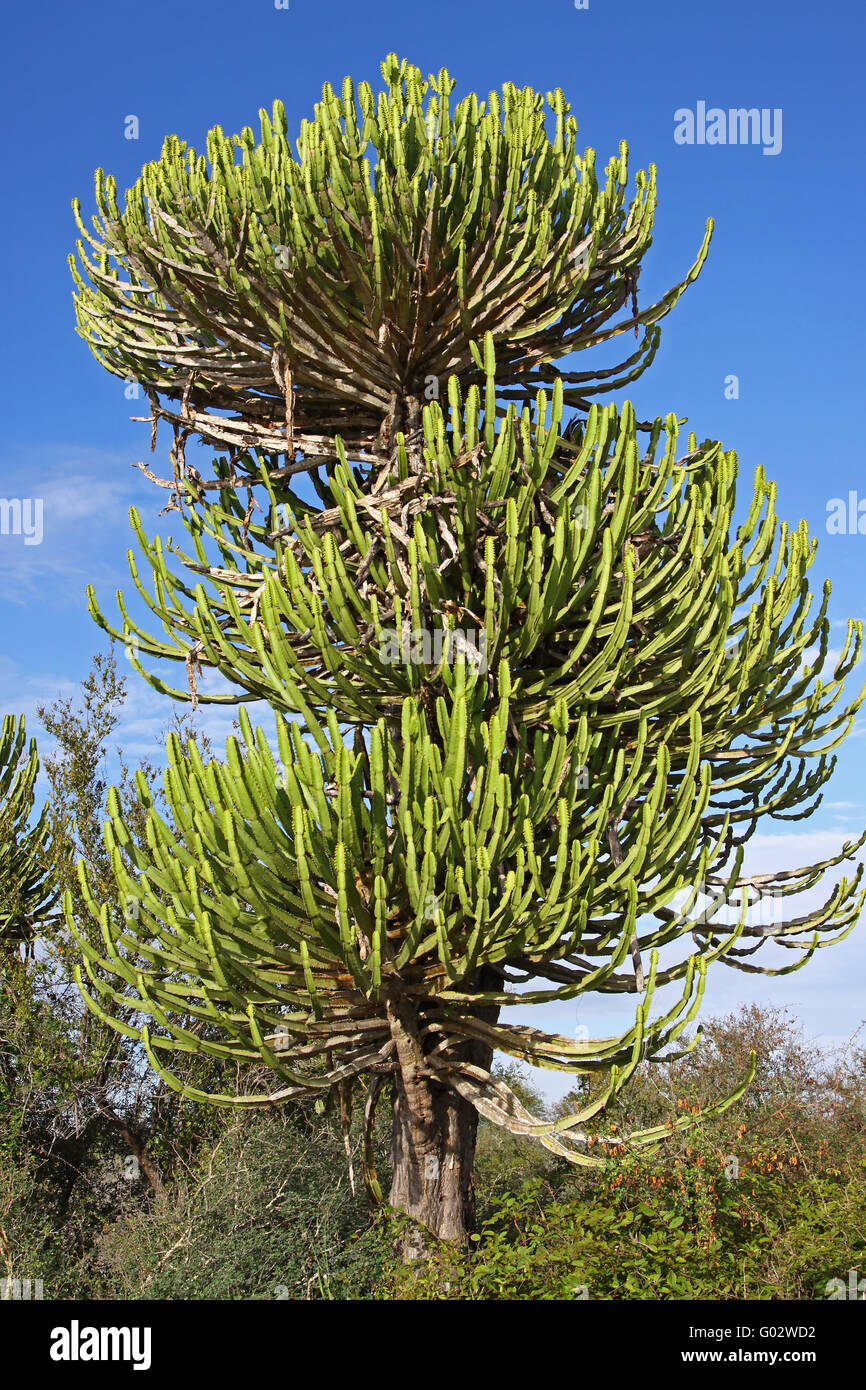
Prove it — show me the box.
[0,653,231,1294]
[393,1008,866,1298]
[88,1106,392,1301]
[71,351,865,1159]
[70,56,707,460]
[389,1154,866,1301]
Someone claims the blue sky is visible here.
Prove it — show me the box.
[2,0,865,1094]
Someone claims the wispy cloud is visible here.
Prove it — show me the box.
[0,445,150,604]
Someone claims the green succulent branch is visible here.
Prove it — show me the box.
[0,716,57,944]
[89,344,866,849]
[70,54,708,484]
[70,351,866,1167]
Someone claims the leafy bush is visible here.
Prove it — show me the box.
[90,1105,392,1300]
[388,1152,866,1301]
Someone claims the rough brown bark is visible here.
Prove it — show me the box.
[389,1064,483,1255]
[386,968,500,1257]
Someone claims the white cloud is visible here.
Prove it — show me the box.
[0,447,145,603]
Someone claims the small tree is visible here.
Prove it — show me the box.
[67,57,866,1249]
[0,654,223,1262]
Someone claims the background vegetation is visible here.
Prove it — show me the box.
[2,655,863,1300]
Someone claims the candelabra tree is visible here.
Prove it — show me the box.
[67,57,866,1249]
[0,716,56,948]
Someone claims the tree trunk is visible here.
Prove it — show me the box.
[389,1068,482,1255]
[386,967,500,1257]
